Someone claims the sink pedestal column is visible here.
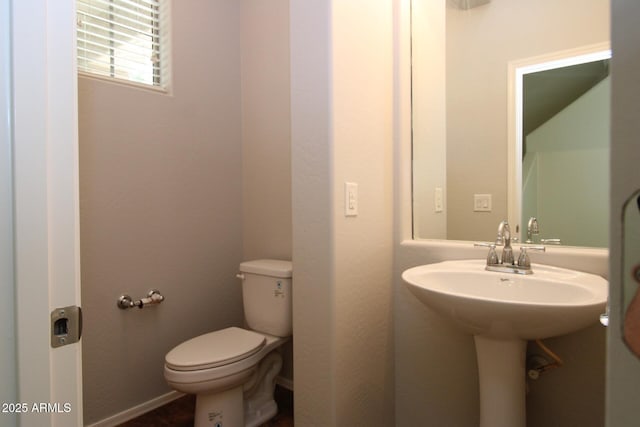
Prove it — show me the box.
[474,336,527,427]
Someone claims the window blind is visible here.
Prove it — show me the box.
[77,0,164,87]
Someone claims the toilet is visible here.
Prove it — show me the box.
[164,259,292,427]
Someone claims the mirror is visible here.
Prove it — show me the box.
[411,0,611,247]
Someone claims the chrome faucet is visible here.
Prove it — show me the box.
[474,220,546,274]
[526,217,539,243]
[526,216,562,245]
[495,220,514,265]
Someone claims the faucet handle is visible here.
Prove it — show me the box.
[474,242,495,247]
[517,245,545,268]
[540,238,562,245]
[474,242,499,265]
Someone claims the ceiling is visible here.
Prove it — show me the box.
[523,59,610,137]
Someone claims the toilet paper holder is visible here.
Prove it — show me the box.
[117,289,165,310]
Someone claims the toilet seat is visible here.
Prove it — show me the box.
[164,330,286,396]
[165,327,266,371]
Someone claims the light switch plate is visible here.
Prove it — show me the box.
[345,182,358,216]
[435,187,444,213]
[474,194,492,212]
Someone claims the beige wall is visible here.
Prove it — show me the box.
[241,0,292,262]
[79,1,245,423]
[291,0,395,424]
[411,0,447,239]
[81,0,295,422]
[240,0,293,386]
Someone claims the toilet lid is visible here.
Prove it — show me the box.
[165,327,266,371]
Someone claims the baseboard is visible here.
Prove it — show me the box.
[85,390,184,427]
[86,379,292,426]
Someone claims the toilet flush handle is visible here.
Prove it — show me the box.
[236,273,245,281]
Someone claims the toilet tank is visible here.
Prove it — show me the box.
[238,259,292,337]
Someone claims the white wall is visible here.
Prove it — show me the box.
[79,1,245,423]
[396,1,608,426]
[291,0,395,424]
[331,2,394,423]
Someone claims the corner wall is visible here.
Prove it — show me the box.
[291,0,395,424]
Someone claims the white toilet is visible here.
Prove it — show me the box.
[164,259,292,427]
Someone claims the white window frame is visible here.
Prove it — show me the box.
[77,0,170,92]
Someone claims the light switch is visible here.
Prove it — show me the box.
[474,194,492,212]
[345,182,358,217]
[435,187,444,213]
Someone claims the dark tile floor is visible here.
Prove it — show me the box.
[118,386,293,427]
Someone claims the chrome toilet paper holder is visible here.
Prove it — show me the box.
[117,289,165,310]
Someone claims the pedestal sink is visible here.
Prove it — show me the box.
[401,259,607,427]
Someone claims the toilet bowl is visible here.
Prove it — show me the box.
[164,260,292,427]
[165,327,287,427]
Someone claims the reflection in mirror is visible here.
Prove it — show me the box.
[411,0,610,246]
[510,52,610,247]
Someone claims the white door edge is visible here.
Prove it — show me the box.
[11,0,83,425]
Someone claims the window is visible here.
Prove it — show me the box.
[77,0,168,89]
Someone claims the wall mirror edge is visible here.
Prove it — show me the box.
[410,236,610,256]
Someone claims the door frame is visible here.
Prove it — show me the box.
[10,0,83,425]
[606,0,640,425]
[0,0,17,423]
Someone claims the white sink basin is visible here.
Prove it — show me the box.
[402,259,607,340]
[402,259,608,427]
